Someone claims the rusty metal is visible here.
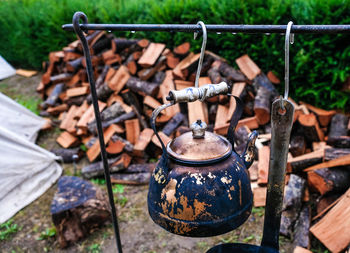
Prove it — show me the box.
[261,99,294,249]
[72,12,123,253]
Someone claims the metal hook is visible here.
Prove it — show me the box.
[194,21,207,88]
[281,21,294,110]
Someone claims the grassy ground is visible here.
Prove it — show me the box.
[0,73,294,253]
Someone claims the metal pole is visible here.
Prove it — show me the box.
[72,12,123,253]
[63,23,350,34]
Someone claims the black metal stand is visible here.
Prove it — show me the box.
[64,12,350,253]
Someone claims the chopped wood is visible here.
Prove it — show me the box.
[82,157,121,179]
[162,112,185,136]
[214,116,259,135]
[138,43,166,67]
[66,87,89,98]
[126,77,159,97]
[56,131,79,148]
[310,188,350,253]
[329,113,349,138]
[143,95,162,111]
[187,100,208,125]
[215,104,229,129]
[327,136,350,148]
[298,113,324,142]
[108,65,130,93]
[42,83,65,108]
[86,124,120,162]
[307,167,350,195]
[287,149,324,173]
[47,104,68,115]
[304,153,350,172]
[159,71,180,117]
[125,118,140,145]
[173,42,190,57]
[290,135,307,157]
[51,148,82,163]
[300,101,336,127]
[133,128,154,157]
[257,146,270,186]
[267,71,280,84]
[151,132,171,148]
[60,105,78,130]
[248,161,258,181]
[16,69,37,77]
[77,102,106,129]
[324,148,350,161]
[316,193,341,216]
[253,187,267,207]
[106,140,125,155]
[235,54,261,80]
[217,61,246,82]
[293,204,311,249]
[254,86,271,125]
[110,172,151,185]
[173,53,200,80]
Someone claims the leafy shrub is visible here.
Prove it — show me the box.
[0,0,349,109]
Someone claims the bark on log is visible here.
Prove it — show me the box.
[328,113,349,138]
[280,174,306,238]
[218,61,247,82]
[293,204,311,249]
[252,73,279,98]
[162,112,185,136]
[307,167,350,195]
[110,134,134,153]
[110,172,151,185]
[51,148,82,163]
[81,157,122,179]
[126,77,160,97]
[123,163,155,173]
[298,113,324,142]
[316,193,341,215]
[324,148,350,161]
[114,38,139,53]
[290,135,307,157]
[254,86,271,125]
[42,83,65,108]
[101,111,136,129]
[327,136,350,148]
[51,176,111,248]
[50,73,73,85]
[66,57,83,73]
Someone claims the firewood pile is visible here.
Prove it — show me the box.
[37,31,350,252]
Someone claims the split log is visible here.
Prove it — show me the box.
[86,124,119,162]
[253,187,267,207]
[107,65,130,93]
[101,111,136,130]
[86,83,113,103]
[310,188,350,253]
[66,87,89,98]
[100,102,125,121]
[42,83,65,108]
[138,42,165,67]
[217,61,246,82]
[114,38,139,52]
[138,55,166,81]
[327,136,350,148]
[50,73,73,85]
[248,161,258,182]
[51,148,82,163]
[293,247,312,253]
[215,105,230,129]
[56,131,79,148]
[324,148,350,161]
[106,140,125,155]
[280,174,306,238]
[120,89,142,113]
[173,42,190,58]
[187,101,208,125]
[162,112,185,136]
[60,105,78,131]
[77,101,106,129]
[81,157,122,179]
[316,193,341,215]
[235,54,261,80]
[304,154,350,172]
[287,149,324,173]
[125,119,140,145]
[126,77,160,97]
[307,167,350,195]
[290,135,307,157]
[110,172,151,185]
[173,53,200,80]
[124,163,155,173]
[293,204,310,249]
[133,128,154,157]
[51,176,111,248]
[298,113,324,142]
[267,71,280,84]
[257,146,270,186]
[66,57,83,73]
[254,86,271,125]
[328,113,349,138]
[300,101,336,127]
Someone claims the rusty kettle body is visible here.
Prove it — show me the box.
[147,83,258,237]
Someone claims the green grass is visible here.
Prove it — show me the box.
[36,226,56,241]
[0,0,349,110]
[0,219,20,241]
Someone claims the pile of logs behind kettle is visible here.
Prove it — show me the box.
[37,30,350,252]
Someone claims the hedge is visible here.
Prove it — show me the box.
[0,0,349,110]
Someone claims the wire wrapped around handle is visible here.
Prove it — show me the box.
[167,82,229,103]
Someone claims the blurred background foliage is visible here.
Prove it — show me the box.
[0,0,349,110]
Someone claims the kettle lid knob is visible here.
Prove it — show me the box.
[191,119,207,139]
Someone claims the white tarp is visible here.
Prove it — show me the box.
[0,93,62,223]
[0,55,16,80]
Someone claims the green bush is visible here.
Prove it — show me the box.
[0,0,349,110]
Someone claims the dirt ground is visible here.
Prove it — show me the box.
[0,74,293,253]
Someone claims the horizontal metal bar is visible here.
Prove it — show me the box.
[62,24,350,34]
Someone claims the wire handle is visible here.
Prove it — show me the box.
[194,21,207,88]
[281,21,294,110]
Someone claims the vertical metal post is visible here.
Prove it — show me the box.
[72,12,123,253]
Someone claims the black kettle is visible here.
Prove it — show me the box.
[147,82,258,237]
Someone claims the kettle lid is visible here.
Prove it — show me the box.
[167,120,232,164]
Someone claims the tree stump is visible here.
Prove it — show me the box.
[51,176,111,248]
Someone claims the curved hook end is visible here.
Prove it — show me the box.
[72,11,88,37]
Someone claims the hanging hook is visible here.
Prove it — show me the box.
[194,21,207,88]
[281,21,294,110]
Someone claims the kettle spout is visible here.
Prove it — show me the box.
[241,131,258,169]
